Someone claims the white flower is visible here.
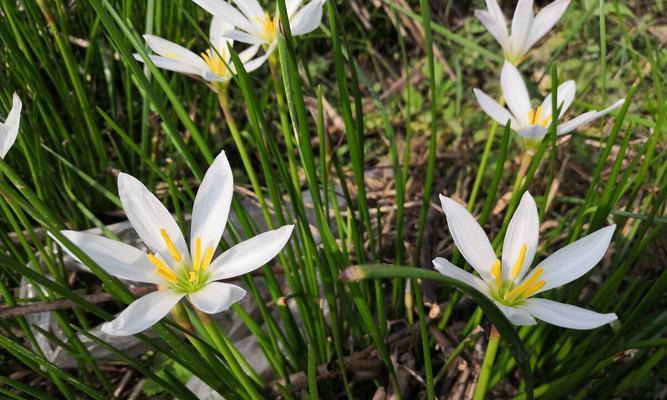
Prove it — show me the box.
[434,192,618,329]
[134,15,272,84]
[192,0,326,58]
[474,61,625,142]
[0,93,21,159]
[53,151,294,336]
[475,0,570,64]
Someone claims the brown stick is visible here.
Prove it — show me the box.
[0,286,157,319]
[0,266,285,320]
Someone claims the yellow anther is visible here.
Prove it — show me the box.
[491,259,502,288]
[541,114,552,128]
[193,238,202,271]
[507,267,544,300]
[528,106,546,125]
[523,280,546,297]
[201,247,215,270]
[511,244,528,279]
[188,271,198,283]
[160,229,183,263]
[147,254,178,283]
[201,49,227,76]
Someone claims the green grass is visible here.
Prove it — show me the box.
[0,0,665,398]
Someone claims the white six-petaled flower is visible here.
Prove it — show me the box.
[135,15,272,85]
[53,150,294,336]
[192,0,326,58]
[475,0,570,64]
[1,93,21,159]
[434,191,618,329]
[474,61,625,142]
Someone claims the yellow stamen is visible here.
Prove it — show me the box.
[201,247,215,270]
[511,244,528,279]
[201,49,227,77]
[193,238,202,271]
[188,271,198,283]
[147,254,178,283]
[507,267,544,300]
[491,259,502,288]
[527,106,551,126]
[523,280,546,297]
[160,229,182,263]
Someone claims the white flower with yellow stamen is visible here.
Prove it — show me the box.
[475,0,570,64]
[53,150,294,336]
[0,93,21,159]
[192,0,326,58]
[434,192,618,329]
[134,15,272,85]
[474,61,625,143]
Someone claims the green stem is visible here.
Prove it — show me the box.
[268,54,300,192]
[218,89,273,226]
[196,310,265,400]
[473,325,501,400]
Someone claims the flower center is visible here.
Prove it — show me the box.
[256,13,278,42]
[201,48,228,77]
[146,229,215,292]
[489,243,546,306]
[526,106,552,128]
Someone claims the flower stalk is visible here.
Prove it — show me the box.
[473,325,501,400]
[195,309,265,400]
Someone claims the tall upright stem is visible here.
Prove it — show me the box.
[196,310,264,400]
[268,53,300,191]
[473,325,501,400]
[218,88,272,225]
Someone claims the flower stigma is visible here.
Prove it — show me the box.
[489,243,546,306]
[201,48,228,78]
[146,231,215,292]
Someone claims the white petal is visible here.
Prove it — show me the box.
[432,257,489,295]
[501,61,532,126]
[210,15,235,50]
[509,0,534,57]
[494,301,537,325]
[525,0,570,50]
[0,93,22,159]
[231,0,265,19]
[290,0,325,36]
[223,30,266,45]
[521,298,617,329]
[540,80,576,122]
[239,44,261,63]
[439,195,497,283]
[134,54,205,77]
[209,225,294,281]
[242,42,276,72]
[517,124,548,140]
[475,10,510,51]
[529,225,615,295]
[189,282,246,314]
[502,192,539,281]
[56,231,162,284]
[474,88,518,128]
[143,35,208,71]
[286,0,304,16]
[556,99,625,136]
[190,151,233,257]
[485,0,507,29]
[192,0,256,33]
[118,173,190,265]
[101,289,184,336]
